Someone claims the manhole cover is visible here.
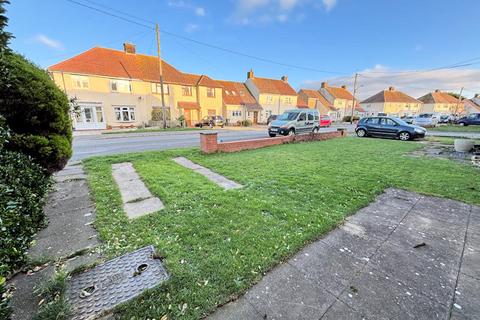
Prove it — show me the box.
[67,245,169,319]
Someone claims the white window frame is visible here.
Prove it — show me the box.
[110,80,132,93]
[266,95,273,103]
[284,97,292,104]
[182,86,192,96]
[72,75,89,89]
[232,110,242,117]
[151,83,169,95]
[206,87,216,98]
[114,106,136,122]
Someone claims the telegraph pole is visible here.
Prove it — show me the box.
[350,73,358,124]
[156,23,167,129]
[454,87,464,118]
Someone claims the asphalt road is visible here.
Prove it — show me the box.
[71,129,270,161]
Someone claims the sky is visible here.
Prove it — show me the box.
[5,0,480,99]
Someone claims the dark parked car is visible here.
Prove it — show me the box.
[355,116,427,141]
[456,113,480,126]
[195,116,224,128]
[267,115,278,125]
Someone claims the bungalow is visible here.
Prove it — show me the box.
[361,86,423,117]
[244,69,298,123]
[217,80,260,125]
[417,90,463,115]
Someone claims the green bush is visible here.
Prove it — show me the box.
[0,52,72,172]
[342,115,360,122]
[239,119,252,127]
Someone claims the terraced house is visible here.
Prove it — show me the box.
[297,88,337,118]
[417,90,464,114]
[217,80,260,125]
[361,86,423,117]
[244,69,298,123]
[318,82,362,119]
[48,43,224,129]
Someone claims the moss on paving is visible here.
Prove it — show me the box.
[83,137,480,319]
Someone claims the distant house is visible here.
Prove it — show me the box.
[418,90,463,114]
[244,69,298,123]
[296,95,309,109]
[318,82,361,119]
[217,80,260,124]
[297,89,339,118]
[463,96,480,114]
[361,86,422,116]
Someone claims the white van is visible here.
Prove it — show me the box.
[268,109,320,137]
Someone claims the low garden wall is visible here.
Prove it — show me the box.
[200,129,346,154]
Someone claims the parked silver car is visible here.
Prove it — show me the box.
[268,109,320,137]
[414,113,440,127]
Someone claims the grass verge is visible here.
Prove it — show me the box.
[83,137,479,319]
[429,125,480,132]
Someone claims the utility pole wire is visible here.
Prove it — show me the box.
[155,24,167,130]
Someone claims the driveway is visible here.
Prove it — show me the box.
[208,188,479,320]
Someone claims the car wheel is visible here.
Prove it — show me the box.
[313,127,319,133]
[399,131,411,141]
[288,128,295,136]
[356,129,366,137]
[269,133,276,137]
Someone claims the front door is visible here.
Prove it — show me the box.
[73,103,106,130]
[253,111,258,124]
[379,118,399,136]
[183,109,192,127]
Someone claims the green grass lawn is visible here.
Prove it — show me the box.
[83,137,479,319]
[429,125,480,132]
[102,127,208,134]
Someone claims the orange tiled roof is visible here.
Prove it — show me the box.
[361,88,421,104]
[417,91,460,104]
[324,86,354,100]
[250,77,297,95]
[297,96,309,108]
[217,80,257,106]
[299,89,322,100]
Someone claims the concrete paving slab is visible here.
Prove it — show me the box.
[451,274,480,320]
[339,265,448,320]
[62,252,101,274]
[321,299,367,320]
[54,165,84,176]
[289,240,366,296]
[207,298,263,320]
[48,179,90,202]
[43,193,94,214]
[410,198,470,227]
[7,266,55,320]
[320,227,382,261]
[460,231,480,279]
[117,178,152,203]
[173,157,242,190]
[54,172,88,182]
[123,197,164,219]
[245,263,337,320]
[400,213,466,245]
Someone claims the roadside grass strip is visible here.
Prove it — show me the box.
[172,157,243,190]
[111,162,164,218]
[83,138,480,319]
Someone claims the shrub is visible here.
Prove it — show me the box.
[342,115,360,122]
[0,52,72,172]
[240,119,252,127]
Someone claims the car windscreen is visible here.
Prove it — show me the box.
[277,112,299,121]
[418,114,433,118]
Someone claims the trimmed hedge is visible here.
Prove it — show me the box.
[0,52,72,172]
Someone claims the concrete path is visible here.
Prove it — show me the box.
[7,163,101,320]
[111,162,164,218]
[173,157,243,190]
[208,188,479,320]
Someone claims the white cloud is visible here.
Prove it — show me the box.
[168,1,206,16]
[230,0,338,25]
[322,0,337,12]
[184,23,199,33]
[33,34,64,50]
[302,65,480,100]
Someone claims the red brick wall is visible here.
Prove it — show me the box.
[200,130,346,154]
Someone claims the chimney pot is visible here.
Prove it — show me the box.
[474,93,479,98]
[123,42,136,54]
[435,89,440,93]
[281,75,288,82]
[321,82,328,88]
[247,69,254,79]
[341,85,347,89]
[388,86,395,91]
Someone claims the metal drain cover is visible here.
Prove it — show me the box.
[67,245,169,319]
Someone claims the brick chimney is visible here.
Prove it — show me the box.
[474,93,479,98]
[281,75,288,82]
[247,69,254,79]
[435,89,441,92]
[388,86,395,91]
[321,82,328,88]
[341,85,347,89]
[123,42,136,54]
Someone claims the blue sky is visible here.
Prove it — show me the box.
[6,0,480,99]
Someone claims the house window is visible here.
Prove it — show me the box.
[225,90,230,95]
[284,97,292,104]
[231,91,237,96]
[232,110,242,117]
[206,87,215,98]
[265,110,272,117]
[72,75,89,89]
[114,106,136,122]
[266,95,273,103]
[110,80,131,93]
[182,86,192,96]
[151,83,169,95]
